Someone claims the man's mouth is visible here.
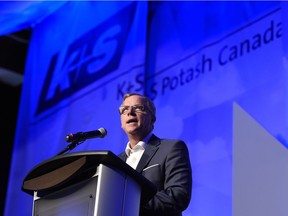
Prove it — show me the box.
[127,119,137,124]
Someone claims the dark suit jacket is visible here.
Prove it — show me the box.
[118,134,192,216]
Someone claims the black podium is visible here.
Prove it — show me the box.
[22,151,156,216]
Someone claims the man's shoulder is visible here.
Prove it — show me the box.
[151,134,186,146]
[160,138,187,147]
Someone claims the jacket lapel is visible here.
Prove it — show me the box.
[136,134,160,173]
[118,152,127,161]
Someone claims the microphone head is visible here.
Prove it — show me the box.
[98,127,107,138]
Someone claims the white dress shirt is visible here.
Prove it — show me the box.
[125,132,153,169]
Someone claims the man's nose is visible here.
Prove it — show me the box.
[127,107,136,115]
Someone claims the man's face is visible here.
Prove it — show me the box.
[120,95,153,137]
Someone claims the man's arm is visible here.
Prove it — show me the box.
[140,140,192,216]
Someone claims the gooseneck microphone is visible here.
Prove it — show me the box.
[56,127,108,156]
[66,127,107,142]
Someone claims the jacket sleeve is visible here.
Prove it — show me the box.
[140,140,192,216]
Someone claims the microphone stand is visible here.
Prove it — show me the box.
[56,140,83,156]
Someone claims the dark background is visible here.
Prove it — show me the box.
[0,28,31,215]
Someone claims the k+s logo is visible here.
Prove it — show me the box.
[35,3,136,116]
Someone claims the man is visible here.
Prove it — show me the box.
[118,93,192,216]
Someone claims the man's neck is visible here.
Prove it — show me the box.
[128,131,152,148]
[128,137,142,148]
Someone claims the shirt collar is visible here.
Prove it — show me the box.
[125,132,153,157]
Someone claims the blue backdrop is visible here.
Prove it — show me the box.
[5,1,287,216]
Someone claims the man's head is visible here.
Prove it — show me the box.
[119,93,156,141]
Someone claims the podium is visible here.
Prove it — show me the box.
[22,151,157,216]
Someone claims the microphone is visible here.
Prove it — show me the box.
[66,127,107,142]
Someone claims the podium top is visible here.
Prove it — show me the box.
[22,150,156,203]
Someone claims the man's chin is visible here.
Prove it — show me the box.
[126,128,141,135]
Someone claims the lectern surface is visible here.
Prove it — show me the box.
[22,150,156,203]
